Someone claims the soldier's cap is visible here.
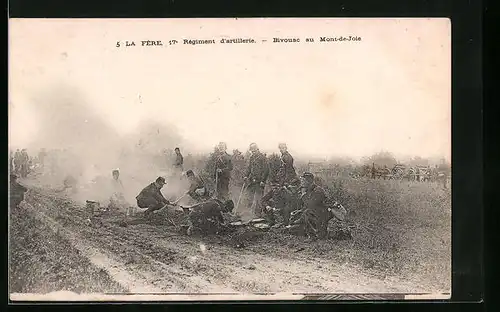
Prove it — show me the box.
[112,169,120,174]
[156,176,166,185]
[185,170,194,176]
[278,143,287,148]
[10,173,18,179]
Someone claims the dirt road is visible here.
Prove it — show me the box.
[10,179,445,299]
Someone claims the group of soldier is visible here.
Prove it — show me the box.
[131,142,335,239]
[9,142,337,240]
[10,149,32,178]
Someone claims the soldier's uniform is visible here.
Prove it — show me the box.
[244,150,269,217]
[261,178,300,225]
[288,174,329,239]
[14,150,22,175]
[277,150,298,185]
[136,178,170,217]
[214,151,233,201]
[186,199,231,235]
[20,150,29,178]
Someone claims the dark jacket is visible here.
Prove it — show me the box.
[215,152,233,179]
[245,151,269,184]
[297,184,329,236]
[136,182,168,204]
[278,151,297,184]
[189,199,225,224]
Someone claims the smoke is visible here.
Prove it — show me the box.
[16,84,191,207]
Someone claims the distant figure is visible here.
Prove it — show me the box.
[38,148,47,170]
[20,149,29,178]
[173,147,184,173]
[14,149,22,175]
[287,172,329,239]
[214,142,233,201]
[109,169,129,211]
[243,143,269,217]
[185,199,234,236]
[10,173,27,210]
[371,163,376,179]
[136,177,171,218]
[186,170,209,203]
[277,143,298,185]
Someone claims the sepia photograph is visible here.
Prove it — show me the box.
[8,18,451,301]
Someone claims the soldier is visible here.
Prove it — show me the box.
[20,149,29,178]
[261,177,301,226]
[109,169,129,211]
[136,177,171,218]
[185,199,235,236]
[277,143,298,185]
[243,143,269,217]
[371,163,376,179]
[214,142,233,201]
[287,172,329,239]
[173,147,184,175]
[10,173,27,210]
[14,149,22,175]
[186,170,209,203]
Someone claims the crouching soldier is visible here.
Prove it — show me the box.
[185,199,234,236]
[186,170,209,203]
[261,178,301,226]
[136,177,171,218]
[287,172,329,239]
[10,174,27,210]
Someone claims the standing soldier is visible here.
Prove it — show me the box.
[277,143,298,185]
[243,143,269,217]
[214,142,233,201]
[20,149,29,178]
[14,149,22,175]
[173,147,184,176]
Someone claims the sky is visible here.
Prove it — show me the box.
[9,18,451,161]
